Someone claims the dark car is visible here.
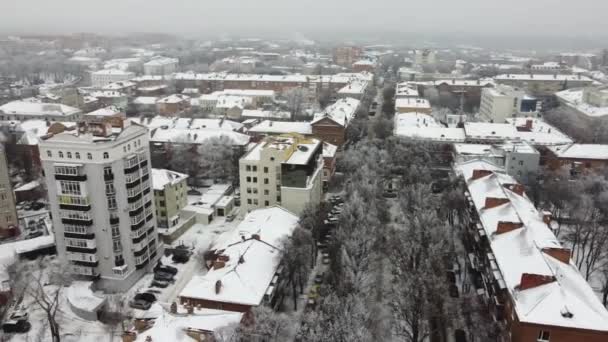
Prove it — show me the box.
[454,329,467,342]
[154,264,178,276]
[154,272,174,282]
[31,202,45,210]
[151,280,170,288]
[25,231,44,239]
[2,320,31,333]
[172,253,190,263]
[134,292,157,303]
[129,299,152,310]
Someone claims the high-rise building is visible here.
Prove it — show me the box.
[239,134,323,216]
[40,117,161,292]
[0,145,17,234]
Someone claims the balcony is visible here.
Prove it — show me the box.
[133,244,148,257]
[104,173,114,181]
[135,253,149,269]
[55,174,87,182]
[132,232,147,244]
[131,226,147,239]
[70,264,100,277]
[64,232,95,240]
[66,245,97,254]
[129,206,144,217]
[61,217,93,226]
[67,252,98,263]
[58,195,91,211]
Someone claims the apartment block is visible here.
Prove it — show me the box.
[479,85,540,123]
[152,168,188,229]
[39,117,161,292]
[0,145,17,235]
[239,134,323,216]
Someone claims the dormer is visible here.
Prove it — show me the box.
[496,221,523,234]
[503,183,525,196]
[542,247,571,264]
[484,197,510,209]
[471,169,493,181]
[518,273,556,291]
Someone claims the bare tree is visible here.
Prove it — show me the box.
[236,305,294,342]
[284,87,310,121]
[278,227,314,311]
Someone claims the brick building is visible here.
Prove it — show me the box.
[311,98,360,146]
[545,144,608,171]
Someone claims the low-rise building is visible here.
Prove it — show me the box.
[0,146,17,237]
[545,144,608,171]
[352,59,376,73]
[456,159,608,342]
[90,69,135,88]
[144,57,179,76]
[152,169,188,229]
[494,74,594,97]
[453,142,540,179]
[413,49,437,65]
[393,112,466,143]
[479,85,541,123]
[311,98,360,146]
[248,120,313,140]
[322,142,338,189]
[394,98,432,114]
[0,101,82,121]
[157,94,191,116]
[179,206,299,312]
[239,134,323,216]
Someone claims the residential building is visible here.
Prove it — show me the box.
[180,206,299,312]
[0,101,82,121]
[144,57,179,76]
[393,112,466,143]
[395,98,432,114]
[494,74,594,97]
[479,85,541,123]
[311,98,360,146]
[413,49,436,65]
[152,169,188,229]
[529,62,567,73]
[453,142,540,179]
[545,144,608,171]
[239,134,323,216]
[352,59,376,73]
[556,88,608,118]
[395,82,420,99]
[322,142,338,189]
[420,78,495,110]
[0,146,17,237]
[583,86,608,107]
[464,118,573,147]
[39,117,161,292]
[91,69,135,88]
[336,80,369,100]
[248,121,313,140]
[456,159,608,342]
[156,94,191,116]
[333,46,363,67]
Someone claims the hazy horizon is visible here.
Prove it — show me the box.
[3,0,608,41]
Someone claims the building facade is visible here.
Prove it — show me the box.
[239,135,323,216]
[144,57,179,76]
[0,146,17,236]
[40,118,161,292]
[91,69,135,88]
[479,85,540,123]
[152,169,188,229]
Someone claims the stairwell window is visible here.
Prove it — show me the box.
[537,330,550,342]
[103,152,109,159]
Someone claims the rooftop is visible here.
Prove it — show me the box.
[91,69,134,76]
[0,101,81,117]
[495,74,593,82]
[249,120,312,135]
[393,113,466,142]
[152,168,188,191]
[395,97,431,110]
[312,97,360,127]
[547,144,608,160]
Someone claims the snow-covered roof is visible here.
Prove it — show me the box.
[180,206,298,306]
[133,96,158,105]
[150,127,250,146]
[102,81,135,90]
[241,109,290,119]
[152,168,188,191]
[91,69,134,76]
[85,106,122,117]
[158,94,190,104]
[556,88,608,118]
[132,116,243,132]
[337,80,369,95]
[456,159,608,331]
[286,140,322,165]
[312,97,360,127]
[393,113,466,142]
[495,74,593,82]
[505,118,573,146]
[464,122,518,141]
[249,120,312,135]
[547,144,608,160]
[0,101,81,117]
[14,180,40,192]
[395,97,431,110]
[144,57,179,66]
[323,142,338,158]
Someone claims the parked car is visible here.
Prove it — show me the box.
[129,299,152,310]
[25,231,44,239]
[226,214,236,222]
[2,320,31,333]
[134,292,157,303]
[154,264,178,275]
[153,272,174,282]
[151,280,170,288]
[31,202,45,211]
[454,329,467,342]
[172,253,190,264]
[8,308,28,321]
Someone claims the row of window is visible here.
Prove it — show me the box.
[48,150,107,160]
[245,165,270,173]
[65,237,93,248]
[55,165,79,176]
[60,210,91,221]
[60,180,82,196]
[64,224,89,234]
[246,199,271,206]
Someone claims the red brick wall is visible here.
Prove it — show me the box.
[179,297,252,313]
[312,124,346,146]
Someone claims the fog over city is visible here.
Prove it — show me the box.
[3,0,608,38]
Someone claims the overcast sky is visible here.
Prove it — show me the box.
[2,0,607,38]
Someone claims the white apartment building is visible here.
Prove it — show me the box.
[479,85,540,123]
[40,118,161,292]
[0,146,17,231]
[413,49,437,65]
[144,57,179,76]
[239,135,323,216]
[453,141,540,180]
[583,86,608,107]
[91,69,136,88]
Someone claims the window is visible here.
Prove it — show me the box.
[252,188,258,194]
[277,196,281,202]
[111,225,120,237]
[270,157,275,161]
[518,160,524,166]
[67,152,72,159]
[75,152,80,159]
[263,167,268,173]
[537,330,550,342]
[60,181,81,195]
[55,165,78,176]
[87,153,92,160]
[160,210,166,217]
[107,196,117,209]
[246,165,251,171]
[253,199,258,205]
[264,178,269,184]
[247,199,252,204]
[253,177,257,183]
[104,166,112,176]
[246,188,252,194]
[252,166,257,172]
[159,200,165,207]
[47,150,52,157]
[112,239,122,253]
[58,151,64,158]
[246,176,251,183]
[264,189,269,195]
[103,152,109,159]
[265,200,269,206]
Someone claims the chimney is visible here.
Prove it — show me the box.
[213,260,226,269]
[504,183,525,196]
[519,273,556,291]
[145,336,153,342]
[215,280,222,294]
[542,247,571,264]
[252,233,261,240]
[484,197,510,209]
[187,305,194,314]
[472,169,493,180]
[525,119,533,130]
[496,221,523,234]
[121,332,137,342]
